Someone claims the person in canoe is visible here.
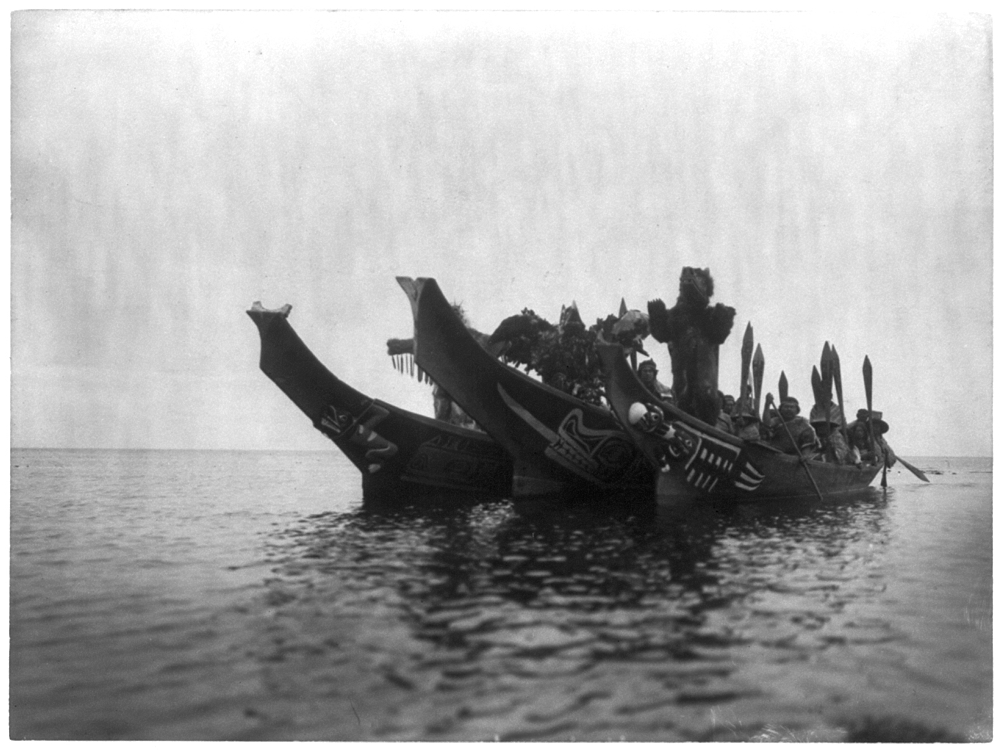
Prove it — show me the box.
[637,359,675,404]
[721,393,736,417]
[769,396,820,457]
[809,403,856,464]
[715,390,736,434]
[846,409,897,468]
[731,397,762,441]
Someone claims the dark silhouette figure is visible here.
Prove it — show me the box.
[647,267,736,425]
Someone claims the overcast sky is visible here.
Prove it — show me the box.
[11,11,993,457]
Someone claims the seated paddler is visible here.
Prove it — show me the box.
[721,393,736,416]
[846,409,896,468]
[637,359,675,404]
[768,396,820,457]
[808,403,855,464]
[715,390,735,434]
[732,397,761,441]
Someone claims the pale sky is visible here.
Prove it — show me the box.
[11,11,993,457]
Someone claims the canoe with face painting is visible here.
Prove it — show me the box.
[595,341,884,503]
[247,302,513,499]
[396,277,657,498]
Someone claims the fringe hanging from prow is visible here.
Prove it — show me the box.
[390,353,434,387]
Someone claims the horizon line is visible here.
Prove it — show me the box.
[7,446,994,462]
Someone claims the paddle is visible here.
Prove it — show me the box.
[831,345,845,430]
[752,344,764,419]
[863,355,887,488]
[859,355,927,483]
[740,322,753,410]
[896,456,931,483]
[820,342,833,426]
[768,370,788,434]
[765,392,824,502]
[811,365,823,411]
[810,364,829,461]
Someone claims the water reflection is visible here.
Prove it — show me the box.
[264,487,895,645]
[256,487,904,740]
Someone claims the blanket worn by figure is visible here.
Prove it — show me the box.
[647,267,736,425]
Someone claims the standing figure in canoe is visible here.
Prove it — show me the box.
[647,267,737,425]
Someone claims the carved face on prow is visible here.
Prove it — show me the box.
[678,266,714,307]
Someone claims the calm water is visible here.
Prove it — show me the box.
[10,448,992,741]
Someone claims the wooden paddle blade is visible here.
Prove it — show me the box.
[831,345,843,397]
[740,322,753,403]
[863,355,873,413]
[778,371,788,404]
[820,342,833,404]
[752,344,764,416]
[811,366,823,407]
[831,345,845,420]
[898,456,930,482]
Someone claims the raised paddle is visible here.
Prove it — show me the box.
[820,342,833,426]
[811,365,823,410]
[752,343,764,418]
[766,392,824,502]
[768,370,788,431]
[831,345,846,429]
[863,355,888,488]
[863,354,875,438]
[740,322,753,409]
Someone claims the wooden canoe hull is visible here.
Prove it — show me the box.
[397,277,656,498]
[596,342,883,503]
[247,302,513,499]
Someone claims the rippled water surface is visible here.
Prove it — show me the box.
[10,449,992,740]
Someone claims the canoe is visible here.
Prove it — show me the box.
[247,302,513,499]
[596,342,883,502]
[396,277,657,497]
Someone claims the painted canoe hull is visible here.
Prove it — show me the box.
[596,342,883,503]
[247,302,513,499]
[397,277,656,498]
